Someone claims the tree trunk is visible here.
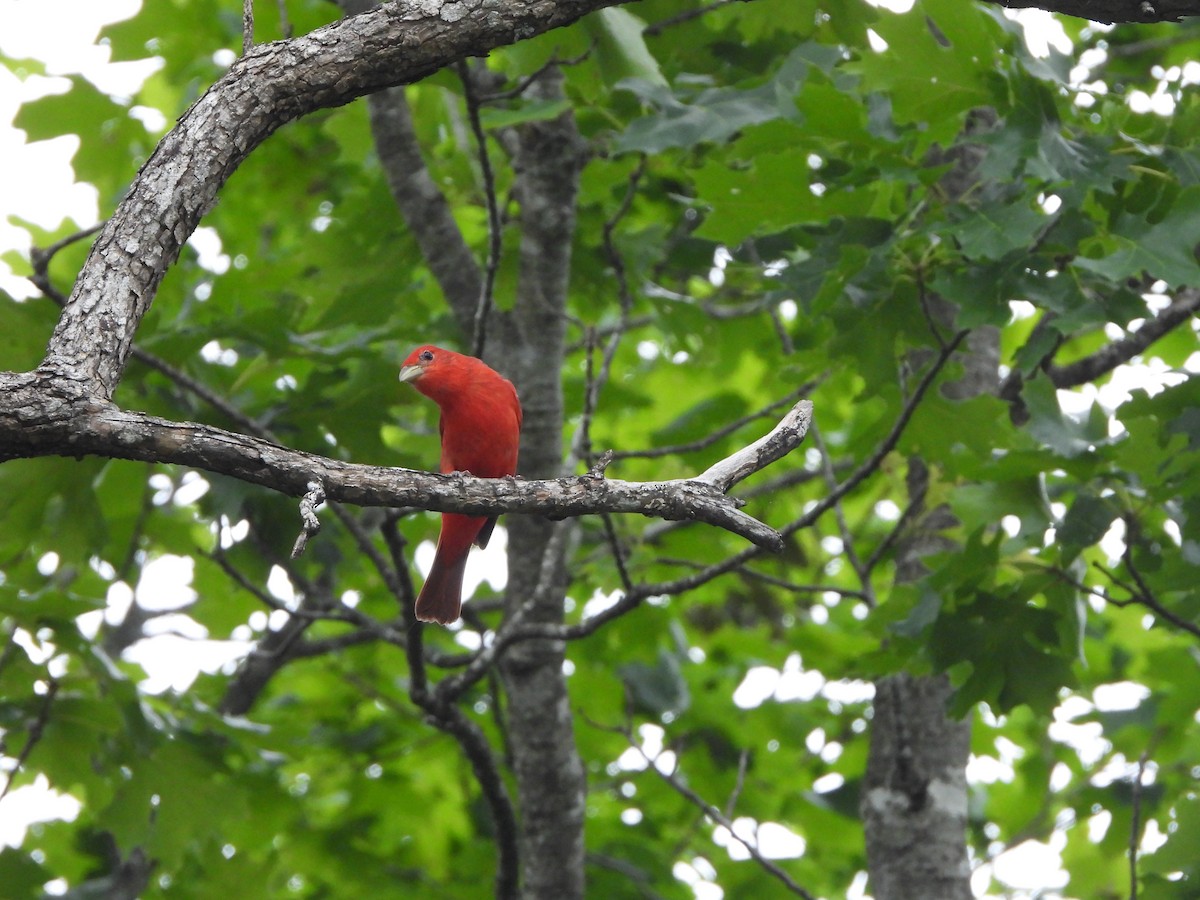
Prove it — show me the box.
[863,674,973,900]
[495,68,589,900]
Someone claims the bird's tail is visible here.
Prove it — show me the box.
[415,519,476,624]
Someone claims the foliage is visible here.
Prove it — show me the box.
[2,0,1199,897]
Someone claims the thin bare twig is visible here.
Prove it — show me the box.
[724,749,751,820]
[1042,561,1200,642]
[1096,559,1200,641]
[568,158,647,471]
[610,380,820,463]
[242,0,254,55]
[601,513,634,593]
[27,224,104,284]
[459,61,503,359]
[276,0,292,38]
[863,488,924,576]
[609,722,816,899]
[0,678,60,803]
[480,47,593,102]
[1128,748,1152,900]
[644,0,741,36]
[642,332,968,599]
[291,480,326,558]
[809,421,875,607]
[392,523,520,899]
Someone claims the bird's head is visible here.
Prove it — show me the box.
[400,345,475,406]
[398,344,443,386]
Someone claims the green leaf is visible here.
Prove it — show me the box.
[585,8,667,88]
[616,45,808,155]
[479,98,572,130]
[1074,185,1200,288]
[1057,493,1117,562]
[620,650,691,716]
[0,847,47,900]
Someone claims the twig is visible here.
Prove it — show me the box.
[564,315,655,353]
[644,0,741,36]
[613,723,815,899]
[395,529,521,900]
[863,488,924,576]
[1095,561,1200,641]
[609,380,820,463]
[480,47,593,102]
[724,749,751,820]
[1042,562,1200,642]
[290,480,326,558]
[459,60,503,360]
[27,224,104,287]
[736,571,861,599]
[210,548,401,638]
[621,331,968,601]
[1128,748,1152,900]
[568,159,646,470]
[809,422,875,607]
[335,507,411,605]
[242,0,254,55]
[0,678,60,803]
[914,263,951,351]
[577,326,601,468]
[584,853,666,900]
[768,305,794,355]
[276,0,292,38]
[601,513,634,593]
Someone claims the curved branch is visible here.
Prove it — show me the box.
[0,373,810,551]
[41,0,632,399]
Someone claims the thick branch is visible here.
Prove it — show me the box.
[978,0,1200,23]
[42,0,631,399]
[0,374,808,551]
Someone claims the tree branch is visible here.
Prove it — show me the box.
[605,721,817,900]
[977,0,1200,23]
[1047,288,1200,388]
[41,0,636,399]
[0,376,806,550]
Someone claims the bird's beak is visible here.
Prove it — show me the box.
[398,364,424,384]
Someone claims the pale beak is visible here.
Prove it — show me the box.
[398,364,424,384]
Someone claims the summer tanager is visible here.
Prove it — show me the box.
[398,345,522,624]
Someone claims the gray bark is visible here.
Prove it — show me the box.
[37,0,633,402]
[863,675,973,900]
[979,0,1200,22]
[861,112,1002,899]
[0,372,794,547]
[494,69,589,900]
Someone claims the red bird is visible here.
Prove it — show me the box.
[398,345,522,625]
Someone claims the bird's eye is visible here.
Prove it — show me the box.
[420,349,434,363]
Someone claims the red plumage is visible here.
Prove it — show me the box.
[398,345,522,624]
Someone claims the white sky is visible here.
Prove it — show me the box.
[0,0,152,298]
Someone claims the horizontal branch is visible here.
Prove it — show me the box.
[978,0,1200,23]
[0,373,810,551]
